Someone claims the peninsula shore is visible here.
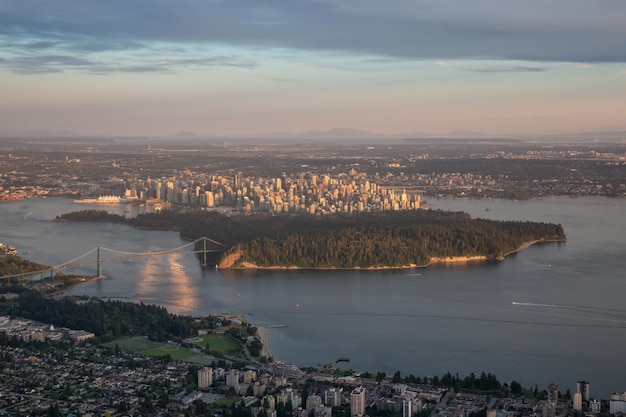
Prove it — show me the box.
[256,325,273,359]
[219,238,566,271]
[214,313,275,360]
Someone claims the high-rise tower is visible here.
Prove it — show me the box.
[351,386,365,417]
[234,171,243,190]
[577,380,590,402]
[198,367,213,390]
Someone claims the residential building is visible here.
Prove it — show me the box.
[198,367,213,390]
[351,386,366,417]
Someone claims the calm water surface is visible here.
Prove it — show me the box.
[1,197,625,395]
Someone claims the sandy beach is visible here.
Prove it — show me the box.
[256,325,274,359]
[214,313,275,360]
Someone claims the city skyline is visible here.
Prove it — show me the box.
[1,0,626,138]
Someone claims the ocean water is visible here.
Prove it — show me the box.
[1,196,625,396]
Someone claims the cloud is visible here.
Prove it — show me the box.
[270,78,302,83]
[8,55,93,74]
[3,48,257,75]
[464,65,549,73]
[24,41,59,50]
[1,0,625,75]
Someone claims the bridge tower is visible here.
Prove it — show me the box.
[202,237,208,266]
[97,246,103,277]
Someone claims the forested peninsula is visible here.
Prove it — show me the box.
[56,209,566,269]
[0,255,48,277]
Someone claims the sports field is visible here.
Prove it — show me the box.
[141,346,194,360]
[105,333,243,362]
[188,333,243,355]
[107,337,163,352]
[105,337,194,360]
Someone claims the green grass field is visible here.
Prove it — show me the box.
[213,397,241,407]
[140,346,194,360]
[105,337,163,352]
[105,337,194,360]
[105,333,242,362]
[191,334,243,355]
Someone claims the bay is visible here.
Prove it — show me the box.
[1,197,625,396]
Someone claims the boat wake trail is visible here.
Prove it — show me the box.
[292,302,626,329]
[291,310,626,329]
[512,301,626,314]
[512,301,561,308]
[512,301,626,324]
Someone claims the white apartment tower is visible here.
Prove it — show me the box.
[226,370,240,387]
[351,386,366,417]
[610,393,626,414]
[402,398,412,417]
[198,367,213,390]
[573,393,582,411]
[325,387,343,407]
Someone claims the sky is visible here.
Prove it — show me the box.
[1,0,626,138]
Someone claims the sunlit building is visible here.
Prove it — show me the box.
[198,367,213,390]
[351,386,366,417]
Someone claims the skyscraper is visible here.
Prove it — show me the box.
[234,171,243,190]
[351,386,365,417]
[577,380,590,402]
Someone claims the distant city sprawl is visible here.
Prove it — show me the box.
[1,139,625,206]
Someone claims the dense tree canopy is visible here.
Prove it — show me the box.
[56,209,126,223]
[0,255,48,277]
[57,209,565,269]
[2,291,206,342]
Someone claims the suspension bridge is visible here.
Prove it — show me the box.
[0,237,230,283]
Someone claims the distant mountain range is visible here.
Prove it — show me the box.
[259,128,498,140]
[165,131,206,139]
[138,128,621,143]
[0,128,83,138]
[261,128,390,140]
[1,127,625,143]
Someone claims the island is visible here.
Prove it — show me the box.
[55,209,566,269]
